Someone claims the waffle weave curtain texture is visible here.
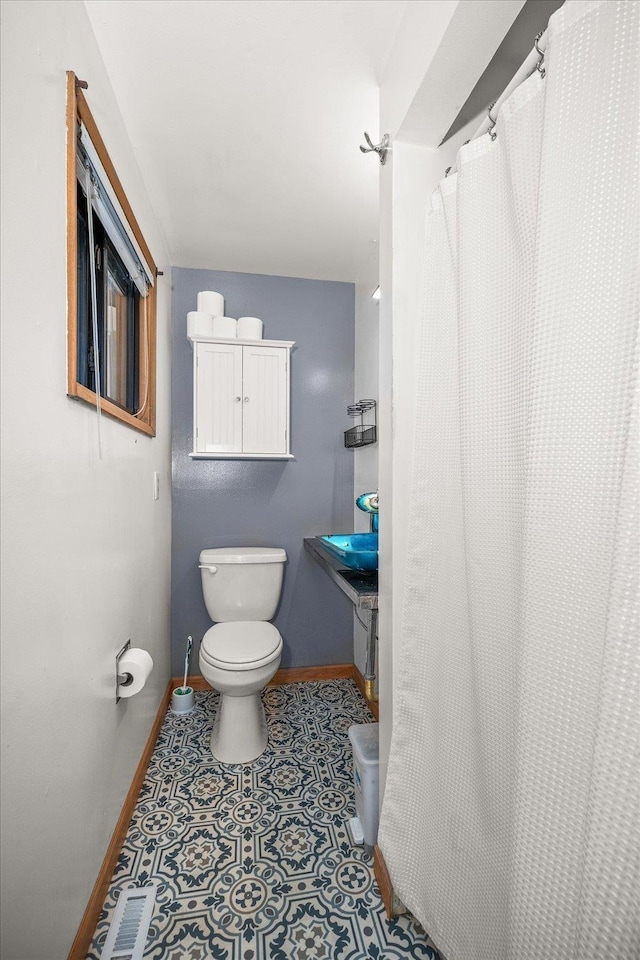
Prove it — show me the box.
[378,2,639,959]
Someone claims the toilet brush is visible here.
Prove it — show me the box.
[180,636,193,693]
[171,637,195,714]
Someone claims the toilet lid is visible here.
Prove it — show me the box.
[200,622,282,671]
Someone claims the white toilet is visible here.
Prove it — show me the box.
[198,546,286,764]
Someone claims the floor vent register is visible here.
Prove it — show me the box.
[100,885,157,960]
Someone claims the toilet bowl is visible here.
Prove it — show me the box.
[198,547,286,764]
[200,621,282,763]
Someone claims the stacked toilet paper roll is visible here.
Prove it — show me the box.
[187,311,215,338]
[212,316,237,337]
[118,648,153,698]
[197,291,225,315]
[237,316,263,339]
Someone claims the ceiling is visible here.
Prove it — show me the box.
[84,0,407,282]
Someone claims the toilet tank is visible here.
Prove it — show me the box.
[199,547,286,622]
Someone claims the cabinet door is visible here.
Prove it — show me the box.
[242,345,288,454]
[195,342,243,453]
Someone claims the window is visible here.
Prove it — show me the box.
[67,72,157,436]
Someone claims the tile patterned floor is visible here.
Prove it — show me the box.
[88,680,438,959]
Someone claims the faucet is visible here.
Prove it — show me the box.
[356,491,378,532]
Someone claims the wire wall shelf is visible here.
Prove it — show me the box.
[344,399,377,448]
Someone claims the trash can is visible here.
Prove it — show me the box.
[348,722,380,858]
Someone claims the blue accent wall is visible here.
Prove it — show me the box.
[171,267,355,675]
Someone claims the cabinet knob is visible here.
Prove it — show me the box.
[235,396,241,402]
[244,397,249,402]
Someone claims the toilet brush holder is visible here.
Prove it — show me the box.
[171,686,195,714]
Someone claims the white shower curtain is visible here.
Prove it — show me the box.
[378,3,639,959]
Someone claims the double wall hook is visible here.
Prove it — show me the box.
[360,132,390,165]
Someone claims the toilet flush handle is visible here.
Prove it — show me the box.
[199,564,218,574]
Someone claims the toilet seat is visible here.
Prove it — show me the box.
[201,621,282,671]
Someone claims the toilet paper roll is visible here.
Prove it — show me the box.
[212,316,237,338]
[187,311,215,338]
[118,648,153,698]
[237,317,263,340]
[197,291,225,316]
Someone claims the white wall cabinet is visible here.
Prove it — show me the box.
[189,337,294,459]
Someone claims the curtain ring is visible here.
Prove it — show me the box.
[534,31,546,78]
[487,102,497,142]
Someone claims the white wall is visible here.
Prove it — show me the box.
[376,0,526,799]
[353,244,379,674]
[0,2,172,957]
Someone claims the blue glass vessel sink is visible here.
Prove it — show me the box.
[319,533,378,572]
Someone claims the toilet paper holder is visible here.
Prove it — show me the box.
[116,639,133,702]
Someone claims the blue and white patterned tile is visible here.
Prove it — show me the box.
[87,680,438,960]
[174,764,241,811]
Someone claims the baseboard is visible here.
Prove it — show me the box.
[271,663,353,685]
[179,664,353,692]
[182,674,211,691]
[373,844,407,920]
[68,680,174,960]
[352,664,379,720]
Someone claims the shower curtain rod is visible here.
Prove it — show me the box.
[448,29,548,174]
